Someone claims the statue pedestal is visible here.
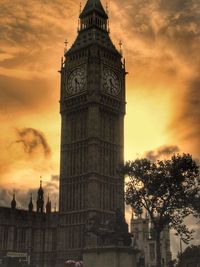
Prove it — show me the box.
[83,246,138,267]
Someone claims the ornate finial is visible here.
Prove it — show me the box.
[11,191,16,210]
[119,40,123,55]
[40,177,42,188]
[106,2,110,32]
[78,3,82,32]
[106,3,109,14]
[61,57,64,69]
[64,39,68,53]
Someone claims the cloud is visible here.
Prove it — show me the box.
[51,175,59,182]
[110,0,200,159]
[14,127,51,157]
[0,126,54,189]
[172,76,200,157]
[0,75,55,115]
[144,145,180,161]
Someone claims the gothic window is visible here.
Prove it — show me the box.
[134,228,139,239]
[3,227,8,249]
[0,227,3,249]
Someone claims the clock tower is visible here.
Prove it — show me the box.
[59,0,126,260]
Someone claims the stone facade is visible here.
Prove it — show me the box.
[83,247,138,267]
[131,216,172,267]
[0,206,58,267]
[59,0,126,260]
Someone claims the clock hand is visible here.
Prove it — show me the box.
[75,78,80,85]
[109,78,116,94]
[109,78,113,87]
[74,78,80,92]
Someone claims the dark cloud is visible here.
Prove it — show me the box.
[14,128,51,157]
[0,0,78,45]
[183,77,200,138]
[170,75,200,156]
[159,0,189,12]
[0,75,55,113]
[144,145,180,161]
[111,0,200,158]
[112,0,200,62]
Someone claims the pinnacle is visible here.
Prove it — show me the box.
[80,0,108,19]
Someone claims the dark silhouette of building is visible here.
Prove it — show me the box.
[0,0,126,266]
[58,0,126,260]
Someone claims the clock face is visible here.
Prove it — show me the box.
[103,69,120,96]
[66,68,86,95]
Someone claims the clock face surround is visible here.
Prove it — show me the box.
[103,69,120,96]
[66,67,86,95]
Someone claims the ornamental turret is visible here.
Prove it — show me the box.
[28,194,34,212]
[46,195,52,214]
[37,180,44,213]
[11,193,16,210]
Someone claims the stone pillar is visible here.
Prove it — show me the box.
[83,246,138,267]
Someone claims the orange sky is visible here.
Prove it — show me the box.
[0,0,200,255]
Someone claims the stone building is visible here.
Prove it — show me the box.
[131,215,172,267]
[0,183,58,267]
[0,0,127,266]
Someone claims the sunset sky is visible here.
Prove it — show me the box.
[0,0,200,256]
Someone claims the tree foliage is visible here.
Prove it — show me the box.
[176,245,200,267]
[123,154,200,267]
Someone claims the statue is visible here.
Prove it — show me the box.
[85,209,133,246]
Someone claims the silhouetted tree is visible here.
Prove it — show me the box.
[169,259,177,267]
[123,154,200,267]
[176,245,200,267]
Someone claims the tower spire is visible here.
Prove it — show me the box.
[80,0,108,18]
[46,194,52,214]
[28,194,33,212]
[11,192,16,210]
[37,178,44,213]
[40,176,42,188]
